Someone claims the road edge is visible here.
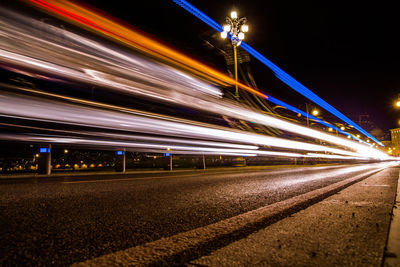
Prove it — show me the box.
[383,170,400,266]
[72,168,385,266]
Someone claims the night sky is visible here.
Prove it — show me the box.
[78,0,400,132]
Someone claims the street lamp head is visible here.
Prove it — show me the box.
[396,100,400,107]
[238,32,245,40]
[220,31,227,39]
[312,109,319,116]
[230,11,237,19]
[241,24,249,32]
[223,24,231,32]
[340,126,345,131]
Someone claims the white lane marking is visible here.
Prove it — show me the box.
[72,168,385,266]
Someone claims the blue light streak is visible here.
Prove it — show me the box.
[265,94,367,144]
[172,0,383,146]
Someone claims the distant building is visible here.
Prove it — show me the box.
[381,140,392,147]
[390,128,400,156]
[353,114,387,141]
[358,114,375,133]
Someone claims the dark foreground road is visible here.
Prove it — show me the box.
[0,163,397,265]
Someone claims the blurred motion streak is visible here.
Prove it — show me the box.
[25,0,358,143]
[0,89,390,160]
[25,0,267,98]
[172,0,383,146]
[0,3,391,161]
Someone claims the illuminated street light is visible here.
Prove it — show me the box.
[220,10,248,99]
[395,94,400,107]
[305,103,319,128]
[220,31,227,39]
[223,24,231,32]
[328,128,333,132]
[340,126,345,131]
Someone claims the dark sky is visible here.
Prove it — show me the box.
[82,0,399,132]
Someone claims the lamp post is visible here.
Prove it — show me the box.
[220,11,248,99]
[305,103,319,127]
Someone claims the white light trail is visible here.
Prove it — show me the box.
[0,9,391,161]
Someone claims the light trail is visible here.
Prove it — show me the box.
[265,95,366,144]
[25,0,267,99]
[172,0,384,146]
[0,133,386,160]
[21,0,363,142]
[0,89,389,160]
[0,10,388,160]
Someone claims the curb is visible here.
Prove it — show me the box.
[72,168,383,266]
[383,171,400,266]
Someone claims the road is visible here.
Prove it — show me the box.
[0,163,395,265]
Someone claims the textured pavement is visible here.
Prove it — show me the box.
[1,163,397,266]
[189,166,399,266]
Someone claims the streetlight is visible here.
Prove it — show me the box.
[305,103,319,127]
[220,10,248,99]
[395,93,400,107]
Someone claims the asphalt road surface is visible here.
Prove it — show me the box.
[0,164,391,265]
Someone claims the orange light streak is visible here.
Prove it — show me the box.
[26,0,268,99]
